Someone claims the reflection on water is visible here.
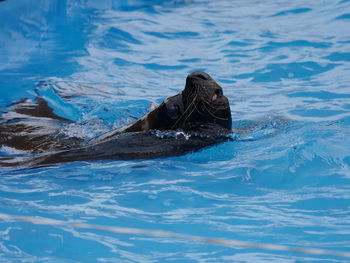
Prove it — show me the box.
[1,0,350,262]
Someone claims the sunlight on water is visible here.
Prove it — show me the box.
[1,0,350,262]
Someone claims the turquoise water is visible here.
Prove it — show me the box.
[1,0,350,262]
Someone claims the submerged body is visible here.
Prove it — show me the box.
[0,71,232,167]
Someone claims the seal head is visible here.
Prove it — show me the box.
[180,71,232,131]
[120,71,232,135]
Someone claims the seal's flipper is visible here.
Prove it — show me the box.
[10,97,70,121]
[0,97,74,153]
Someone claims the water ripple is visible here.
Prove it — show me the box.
[271,8,313,17]
[1,0,350,262]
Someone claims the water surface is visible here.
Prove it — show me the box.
[1,0,350,262]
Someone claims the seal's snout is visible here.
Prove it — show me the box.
[211,88,223,102]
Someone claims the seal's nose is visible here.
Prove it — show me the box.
[212,89,223,101]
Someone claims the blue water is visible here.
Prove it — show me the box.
[1,0,350,262]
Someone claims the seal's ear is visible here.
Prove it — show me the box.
[164,94,184,121]
[165,99,180,119]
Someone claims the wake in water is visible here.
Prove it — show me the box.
[0,72,290,168]
[0,71,239,167]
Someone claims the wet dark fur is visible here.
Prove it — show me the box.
[0,71,232,167]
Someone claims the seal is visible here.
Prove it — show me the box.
[92,71,232,142]
[0,71,232,166]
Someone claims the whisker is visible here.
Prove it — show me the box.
[201,103,230,121]
[171,95,197,129]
